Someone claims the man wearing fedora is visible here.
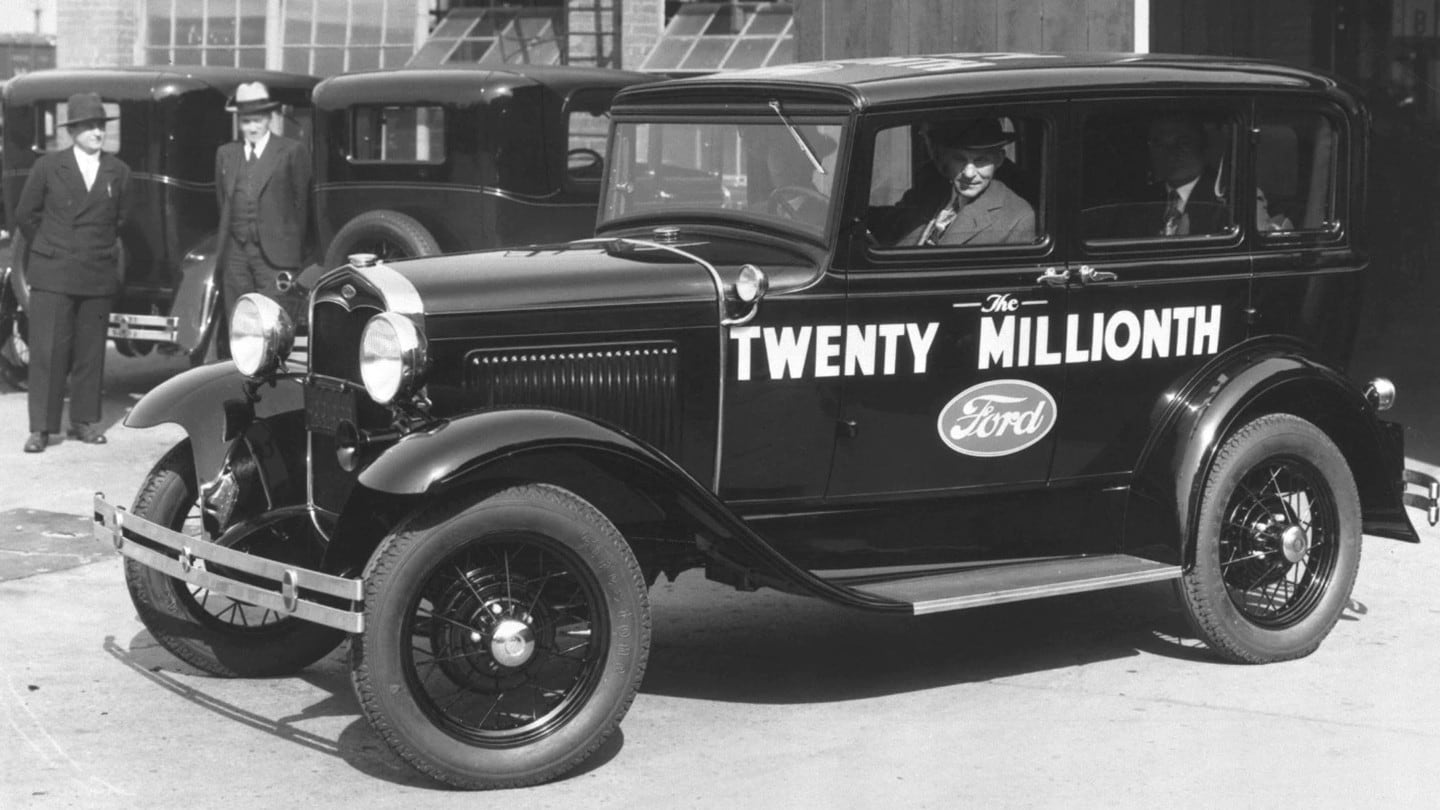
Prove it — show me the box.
[13,92,132,453]
[214,81,310,354]
[899,118,1035,247]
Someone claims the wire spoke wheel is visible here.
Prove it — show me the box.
[1179,414,1361,663]
[405,534,606,746]
[1217,458,1339,627]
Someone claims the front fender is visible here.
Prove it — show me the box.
[168,233,221,360]
[126,362,305,484]
[1126,339,1418,563]
[358,408,676,495]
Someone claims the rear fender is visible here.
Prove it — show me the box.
[126,362,305,488]
[1126,339,1419,566]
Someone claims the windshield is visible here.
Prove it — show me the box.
[601,120,844,239]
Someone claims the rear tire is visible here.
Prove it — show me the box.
[352,484,650,789]
[1177,414,1361,663]
[123,441,345,676]
[323,210,440,268]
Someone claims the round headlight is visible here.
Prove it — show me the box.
[230,293,294,378]
[360,312,426,405]
[735,264,769,304]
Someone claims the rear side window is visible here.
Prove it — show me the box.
[350,105,445,163]
[1254,110,1340,234]
[1080,108,1237,243]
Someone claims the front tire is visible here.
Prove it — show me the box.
[352,484,651,789]
[1178,414,1362,663]
[123,441,346,676]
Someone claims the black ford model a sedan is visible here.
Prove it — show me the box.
[96,54,1439,789]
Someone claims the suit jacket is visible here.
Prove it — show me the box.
[1149,166,1229,236]
[900,178,1036,246]
[215,134,311,269]
[14,148,131,297]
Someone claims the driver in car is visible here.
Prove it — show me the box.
[903,118,1035,246]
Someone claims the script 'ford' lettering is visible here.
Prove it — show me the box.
[937,380,1058,457]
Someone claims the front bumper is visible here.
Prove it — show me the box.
[93,493,365,633]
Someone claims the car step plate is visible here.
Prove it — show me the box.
[832,555,1181,615]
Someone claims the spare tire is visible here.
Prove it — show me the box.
[323,210,440,268]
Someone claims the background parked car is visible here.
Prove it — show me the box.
[311,64,654,267]
[0,66,318,384]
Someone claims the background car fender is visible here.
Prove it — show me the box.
[125,362,305,485]
[168,233,222,361]
[1124,338,1419,566]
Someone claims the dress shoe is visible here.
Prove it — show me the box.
[23,432,48,453]
[66,423,107,445]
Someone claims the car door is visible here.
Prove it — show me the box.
[1054,98,1253,486]
[820,104,1082,566]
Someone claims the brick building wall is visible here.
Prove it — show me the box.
[56,0,138,67]
[620,0,662,70]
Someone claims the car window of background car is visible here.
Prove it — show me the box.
[601,120,841,237]
[40,101,121,153]
[1255,110,1339,233]
[1079,108,1237,243]
[349,105,445,163]
[567,108,609,182]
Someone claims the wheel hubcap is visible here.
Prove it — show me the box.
[490,618,536,667]
[1279,524,1310,563]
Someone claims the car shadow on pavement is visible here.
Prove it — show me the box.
[641,578,1222,705]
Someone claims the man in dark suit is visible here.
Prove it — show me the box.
[898,118,1036,247]
[1144,114,1228,236]
[14,92,131,452]
[215,81,311,351]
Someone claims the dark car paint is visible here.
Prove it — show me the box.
[126,54,1421,610]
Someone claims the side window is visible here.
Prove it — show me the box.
[866,115,1043,248]
[1080,109,1236,242]
[349,105,445,163]
[1254,110,1339,234]
[567,107,609,183]
[38,101,122,153]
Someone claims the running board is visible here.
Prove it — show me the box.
[825,555,1182,615]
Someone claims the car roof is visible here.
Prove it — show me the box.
[313,64,657,109]
[2,66,319,105]
[615,52,1359,113]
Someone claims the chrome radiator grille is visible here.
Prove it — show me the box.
[309,298,383,384]
[464,343,681,454]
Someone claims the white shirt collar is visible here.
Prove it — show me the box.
[1170,176,1200,208]
[246,131,272,158]
[73,145,100,168]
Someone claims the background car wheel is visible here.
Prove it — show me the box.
[1,231,30,391]
[123,441,346,676]
[323,210,440,268]
[1177,414,1361,663]
[351,484,651,790]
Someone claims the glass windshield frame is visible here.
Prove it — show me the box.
[600,115,848,242]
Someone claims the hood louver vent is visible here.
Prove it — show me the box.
[464,343,681,453]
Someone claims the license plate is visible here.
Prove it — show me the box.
[305,381,356,435]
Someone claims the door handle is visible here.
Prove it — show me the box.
[1035,266,1068,287]
[1077,265,1117,284]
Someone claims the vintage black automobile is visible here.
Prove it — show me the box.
[312,64,653,268]
[95,54,1440,789]
[0,66,317,382]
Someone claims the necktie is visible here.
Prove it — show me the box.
[246,145,255,163]
[919,196,961,246]
[1163,188,1185,236]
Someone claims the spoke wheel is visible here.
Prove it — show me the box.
[353,484,650,790]
[1179,414,1361,663]
[124,441,345,676]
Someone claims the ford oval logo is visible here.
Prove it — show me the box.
[937,379,1057,457]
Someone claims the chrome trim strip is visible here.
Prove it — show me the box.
[94,494,363,634]
[107,313,179,342]
[315,181,577,206]
[351,261,424,316]
[575,237,727,492]
[909,566,1181,615]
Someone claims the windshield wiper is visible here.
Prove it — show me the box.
[768,99,826,176]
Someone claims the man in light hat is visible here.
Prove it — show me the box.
[214,81,311,354]
[14,91,132,452]
[902,118,1035,246]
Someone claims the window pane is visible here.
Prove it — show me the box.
[147,9,171,47]
[285,16,312,46]
[208,16,236,46]
[382,46,412,67]
[283,47,311,73]
[410,38,459,64]
[722,38,773,70]
[1081,110,1234,241]
[351,22,382,46]
[351,106,445,163]
[206,47,236,66]
[447,39,494,63]
[680,37,732,71]
[430,11,478,39]
[641,38,692,70]
[347,47,380,72]
[1256,112,1337,232]
[238,47,265,68]
[312,47,345,76]
[172,47,204,65]
[666,6,711,35]
[747,6,792,35]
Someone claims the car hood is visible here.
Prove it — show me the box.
[377,242,720,316]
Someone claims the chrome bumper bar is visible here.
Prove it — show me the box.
[92,494,364,633]
[108,312,179,343]
[1404,469,1440,527]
